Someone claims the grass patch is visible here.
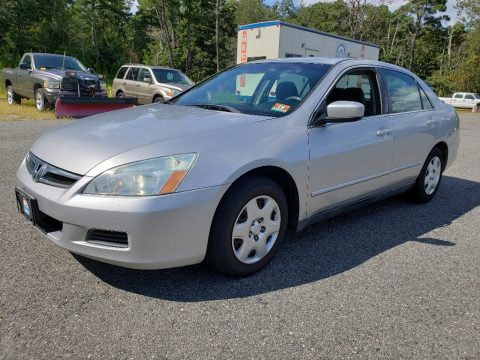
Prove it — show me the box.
[0,98,56,120]
[0,83,113,121]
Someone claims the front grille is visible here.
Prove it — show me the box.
[61,78,100,94]
[26,152,81,188]
[86,229,129,248]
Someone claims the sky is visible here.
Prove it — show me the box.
[294,0,458,23]
[131,0,458,24]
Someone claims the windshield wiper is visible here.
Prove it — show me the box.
[188,104,242,113]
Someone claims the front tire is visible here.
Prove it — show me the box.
[207,175,288,276]
[35,88,50,111]
[7,85,21,105]
[411,147,444,203]
[116,91,125,99]
[153,95,164,103]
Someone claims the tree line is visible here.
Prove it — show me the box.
[0,0,479,95]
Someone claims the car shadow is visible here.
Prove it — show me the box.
[74,175,480,302]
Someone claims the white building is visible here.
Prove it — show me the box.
[237,21,380,64]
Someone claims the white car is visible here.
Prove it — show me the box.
[15,58,460,276]
[439,92,480,109]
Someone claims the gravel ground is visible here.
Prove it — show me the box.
[1,113,479,359]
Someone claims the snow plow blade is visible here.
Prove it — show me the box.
[55,97,138,118]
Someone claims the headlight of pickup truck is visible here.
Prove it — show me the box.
[83,153,197,196]
[44,80,60,89]
[99,81,107,91]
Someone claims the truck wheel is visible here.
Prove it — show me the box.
[7,86,21,105]
[116,91,125,99]
[35,88,50,111]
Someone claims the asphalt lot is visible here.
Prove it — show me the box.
[1,112,479,359]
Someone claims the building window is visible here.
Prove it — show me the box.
[285,53,302,58]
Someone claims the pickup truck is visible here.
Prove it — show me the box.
[439,92,480,109]
[2,53,107,111]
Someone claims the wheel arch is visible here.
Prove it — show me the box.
[5,79,12,88]
[33,82,42,92]
[433,141,448,170]
[152,93,164,102]
[215,165,300,231]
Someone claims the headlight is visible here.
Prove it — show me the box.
[44,80,60,89]
[99,81,107,91]
[164,88,174,97]
[83,153,197,196]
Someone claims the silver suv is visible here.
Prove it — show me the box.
[112,64,194,104]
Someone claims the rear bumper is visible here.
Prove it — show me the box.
[16,159,228,270]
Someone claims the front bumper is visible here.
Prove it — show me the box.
[44,88,108,104]
[16,160,227,270]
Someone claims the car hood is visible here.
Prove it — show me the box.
[30,104,269,175]
[36,69,101,81]
[160,83,192,92]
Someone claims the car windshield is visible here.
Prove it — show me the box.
[34,54,87,72]
[152,69,193,85]
[174,62,332,117]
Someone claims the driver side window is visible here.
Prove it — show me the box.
[326,69,381,117]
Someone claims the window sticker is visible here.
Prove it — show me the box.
[271,103,291,113]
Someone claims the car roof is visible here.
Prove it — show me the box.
[121,64,176,71]
[30,53,76,58]
[247,57,421,79]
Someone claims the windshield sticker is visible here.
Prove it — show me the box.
[271,103,291,113]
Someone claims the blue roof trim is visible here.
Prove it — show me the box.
[238,21,380,49]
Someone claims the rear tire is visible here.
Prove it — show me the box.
[7,85,21,105]
[411,147,444,203]
[207,175,288,276]
[116,91,125,99]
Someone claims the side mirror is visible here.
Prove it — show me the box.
[143,77,152,84]
[327,101,365,120]
[19,63,30,70]
[87,67,95,73]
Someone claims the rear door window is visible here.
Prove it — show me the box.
[382,69,422,113]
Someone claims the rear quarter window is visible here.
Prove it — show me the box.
[115,67,128,79]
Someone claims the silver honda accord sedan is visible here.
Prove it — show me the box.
[15,58,459,276]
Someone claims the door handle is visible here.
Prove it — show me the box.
[376,128,392,136]
[427,119,438,127]
[122,82,127,85]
